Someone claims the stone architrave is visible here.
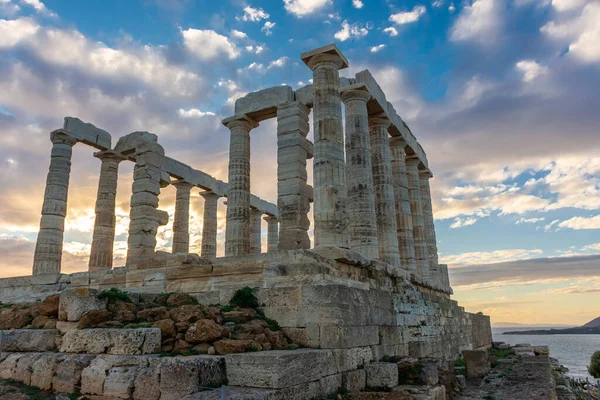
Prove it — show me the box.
[249,208,262,254]
[390,138,417,274]
[369,115,400,267]
[223,115,258,256]
[276,101,312,250]
[406,156,429,279]
[172,180,193,254]
[341,86,379,259]
[88,150,124,272]
[200,191,219,258]
[264,216,279,252]
[33,131,78,277]
[420,171,441,285]
[125,141,169,270]
[302,45,349,248]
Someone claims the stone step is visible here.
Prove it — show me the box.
[60,328,161,355]
[0,352,225,399]
[1,329,59,352]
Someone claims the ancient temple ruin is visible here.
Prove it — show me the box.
[0,44,491,399]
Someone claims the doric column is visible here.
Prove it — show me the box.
[420,171,441,285]
[172,180,193,254]
[406,156,429,279]
[302,45,349,248]
[439,264,451,292]
[88,150,123,273]
[250,208,262,254]
[341,85,379,259]
[264,216,279,252]
[33,131,77,276]
[200,191,219,258]
[223,115,258,256]
[390,138,417,274]
[369,115,400,266]
[276,102,312,249]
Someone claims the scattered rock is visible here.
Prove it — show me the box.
[154,319,176,338]
[31,315,55,329]
[58,288,107,322]
[193,343,212,354]
[170,305,204,324]
[137,307,170,322]
[109,301,137,322]
[78,309,111,329]
[222,308,257,323]
[0,307,33,330]
[264,329,288,350]
[166,293,196,307]
[39,294,60,317]
[185,319,223,344]
[213,339,262,354]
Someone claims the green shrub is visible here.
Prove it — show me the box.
[490,348,512,360]
[0,301,13,309]
[98,288,131,303]
[244,344,260,352]
[254,314,281,331]
[589,350,600,378]
[229,286,259,309]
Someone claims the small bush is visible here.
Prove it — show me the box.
[0,301,13,309]
[98,288,131,303]
[245,344,260,352]
[490,348,512,360]
[255,314,281,331]
[589,350,600,378]
[229,286,259,309]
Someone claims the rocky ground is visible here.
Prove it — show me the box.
[0,288,301,356]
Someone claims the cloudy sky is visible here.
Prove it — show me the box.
[0,0,598,325]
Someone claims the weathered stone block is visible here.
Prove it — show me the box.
[1,329,58,352]
[59,288,108,321]
[52,354,94,393]
[159,356,226,400]
[235,86,293,119]
[341,369,366,393]
[104,366,138,398]
[365,362,398,389]
[463,349,490,378]
[31,354,63,390]
[226,349,336,389]
[63,117,111,149]
[60,328,161,355]
[319,326,379,348]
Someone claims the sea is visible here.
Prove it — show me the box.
[493,327,600,382]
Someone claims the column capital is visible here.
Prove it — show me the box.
[302,44,349,71]
[405,154,421,167]
[50,130,78,146]
[199,190,220,200]
[340,84,371,104]
[222,114,259,131]
[419,169,433,179]
[94,150,126,163]
[263,215,278,222]
[368,114,391,130]
[172,179,194,191]
[389,136,408,150]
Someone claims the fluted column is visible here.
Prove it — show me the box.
[420,171,440,285]
[250,208,262,254]
[264,216,279,252]
[200,191,219,258]
[276,102,312,249]
[369,115,400,266]
[406,156,429,279]
[341,86,379,259]
[223,115,258,256]
[88,150,123,272]
[439,264,451,292]
[33,131,77,276]
[172,180,193,254]
[303,46,349,248]
[390,138,417,274]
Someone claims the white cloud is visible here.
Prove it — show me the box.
[352,0,364,9]
[450,217,477,228]
[370,44,386,53]
[0,17,40,47]
[541,2,600,64]
[0,0,21,17]
[261,21,275,36]
[515,60,549,82]
[267,56,288,69]
[283,0,331,17]
[545,219,560,231]
[334,20,369,41]
[516,217,545,224]
[441,248,544,266]
[550,0,587,12]
[450,0,502,44]
[448,2,456,12]
[389,5,427,25]
[557,215,600,230]
[182,28,240,60]
[230,29,247,39]
[239,5,269,22]
[20,0,53,15]
[582,243,600,251]
[178,108,216,118]
[383,27,398,37]
[433,0,443,7]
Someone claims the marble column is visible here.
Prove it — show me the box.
[276,101,312,249]
[406,155,429,279]
[341,86,379,259]
[172,180,193,254]
[420,171,441,285]
[88,150,123,272]
[33,131,77,276]
[200,191,219,258]
[264,215,279,252]
[439,264,451,292]
[302,45,349,248]
[390,138,417,274]
[250,208,262,254]
[369,115,400,266]
[223,115,258,256]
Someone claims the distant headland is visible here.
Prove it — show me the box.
[503,316,600,335]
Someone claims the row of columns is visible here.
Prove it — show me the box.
[303,47,443,286]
